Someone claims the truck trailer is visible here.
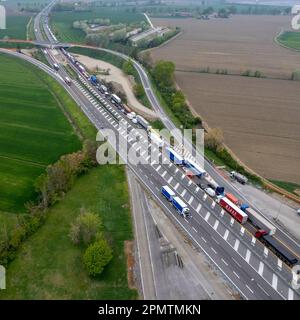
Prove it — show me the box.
[111,94,122,105]
[230,171,248,184]
[185,159,206,178]
[255,230,298,267]
[166,147,185,165]
[161,185,175,202]
[225,193,239,205]
[90,75,98,85]
[219,197,248,224]
[136,115,150,130]
[241,206,276,235]
[172,196,190,218]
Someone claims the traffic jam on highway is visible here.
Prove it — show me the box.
[56,47,298,272]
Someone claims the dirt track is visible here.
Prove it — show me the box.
[151,15,300,79]
[176,71,300,183]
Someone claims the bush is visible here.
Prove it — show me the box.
[83,240,113,276]
[70,210,103,246]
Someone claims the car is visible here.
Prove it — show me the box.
[198,183,206,190]
[127,113,134,120]
[204,187,216,197]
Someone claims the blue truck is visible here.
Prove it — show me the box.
[185,159,206,178]
[90,75,98,85]
[161,186,190,218]
[161,185,175,201]
[172,197,190,218]
[166,147,185,165]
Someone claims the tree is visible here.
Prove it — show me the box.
[83,240,113,276]
[205,128,224,152]
[122,60,135,75]
[70,210,103,245]
[202,6,214,15]
[152,60,175,89]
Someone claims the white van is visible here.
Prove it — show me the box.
[204,187,216,198]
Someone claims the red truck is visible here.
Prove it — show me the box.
[225,193,239,205]
[219,197,248,224]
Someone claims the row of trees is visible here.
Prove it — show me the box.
[151,60,201,129]
[0,140,99,267]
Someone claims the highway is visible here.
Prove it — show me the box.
[2,0,297,300]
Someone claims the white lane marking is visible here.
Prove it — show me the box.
[232,257,242,268]
[188,196,194,205]
[288,288,294,300]
[211,247,217,254]
[263,247,268,258]
[211,201,216,209]
[156,165,161,172]
[167,177,173,184]
[258,262,264,276]
[246,285,254,294]
[230,218,235,226]
[213,220,219,230]
[188,180,192,186]
[272,274,278,290]
[251,236,256,246]
[181,174,185,180]
[233,271,240,279]
[151,160,156,166]
[211,236,220,245]
[146,155,150,161]
[161,171,167,178]
[240,227,245,236]
[220,209,224,217]
[201,237,207,243]
[195,187,199,193]
[192,227,198,233]
[277,259,282,271]
[174,183,179,190]
[245,249,251,263]
[205,211,210,221]
[234,239,240,251]
[196,203,202,213]
[203,194,207,201]
[224,230,229,241]
[181,189,186,197]
[221,259,228,266]
[175,168,179,173]
[257,283,270,297]
[141,150,146,156]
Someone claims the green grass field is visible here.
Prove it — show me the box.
[0,165,137,299]
[0,53,81,213]
[0,15,31,40]
[277,31,300,51]
[51,7,146,43]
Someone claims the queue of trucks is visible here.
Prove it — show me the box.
[165,146,298,267]
[161,186,190,218]
[60,49,298,268]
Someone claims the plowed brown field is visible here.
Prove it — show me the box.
[150,15,300,183]
[151,15,300,79]
[175,72,300,183]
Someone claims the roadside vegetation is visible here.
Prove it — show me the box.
[0,53,136,299]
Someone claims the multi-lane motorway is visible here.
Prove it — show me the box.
[3,0,298,300]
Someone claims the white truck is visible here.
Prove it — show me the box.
[230,171,248,185]
[241,206,276,235]
[136,115,150,130]
[161,186,190,218]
